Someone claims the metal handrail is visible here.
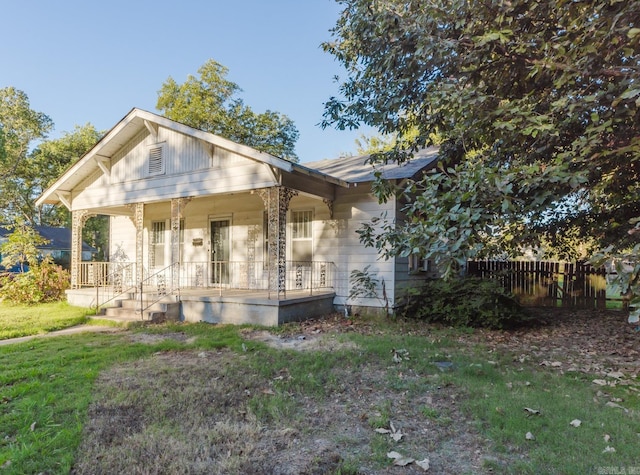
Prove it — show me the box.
[135,262,180,318]
[93,262,137,315]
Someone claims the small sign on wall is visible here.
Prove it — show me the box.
[192,238,203,246]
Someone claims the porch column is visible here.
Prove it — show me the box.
[70,209,95,289]
[170,197,191,290]
[127,203,145,287]
[257,186,298,298]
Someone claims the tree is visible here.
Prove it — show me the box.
[0,222,70,304]
[30,124,109,260]
[0,221,47,272]
[28,124,103,226]
[0,87,53,223]
[323,1,640,273]
[157,59,300,161]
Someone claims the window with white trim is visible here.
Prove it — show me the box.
[291,210,313,262]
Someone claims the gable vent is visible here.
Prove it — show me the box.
[148,144,165,175]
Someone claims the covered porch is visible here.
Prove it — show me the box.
[68,259,336,325]
[36,109,348,325]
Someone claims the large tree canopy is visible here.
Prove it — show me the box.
[27,124,103,226]
[157,59,300,162]
[323,0,640,273]
[0,87,53,223]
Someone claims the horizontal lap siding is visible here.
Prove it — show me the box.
[312,184,396,310]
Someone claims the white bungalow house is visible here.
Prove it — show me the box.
[36,108,438,325]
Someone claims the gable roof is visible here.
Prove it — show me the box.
[305,147,439,183]
[36,108,439,208]
[37,108,326,206]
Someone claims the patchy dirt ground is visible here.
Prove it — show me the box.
[462,308,640,378]
[71,309,638,474]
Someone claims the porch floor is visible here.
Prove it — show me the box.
[69,287,337,327]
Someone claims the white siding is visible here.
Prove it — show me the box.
[107,185,397,312]
[308,184,397,310]
[109,216,136,263]
[73,127,277,210]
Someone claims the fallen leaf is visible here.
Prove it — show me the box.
[605,401,629,412]
[607,371,625,379]
[29,422,36,431]
[375,428,391,434]
[387,451,403,460]
[526,432,536,440]
[393,457,415,467]
[603,446,616,453]
[604,434,611,442]
[524,407,541,416]
[506,382,513,389]
[261,388,275,395]
[551,361,563,367]
[592,379,607,386]
[416,458,430,471]
[391,431,404,442]
[570,419,582,427]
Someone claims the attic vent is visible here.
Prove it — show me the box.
[148,144,165,175]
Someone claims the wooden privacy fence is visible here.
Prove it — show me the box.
[466,260,619,309]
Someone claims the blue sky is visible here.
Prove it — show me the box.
[1,0,370,163]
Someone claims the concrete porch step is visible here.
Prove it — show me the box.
[101,298,181,323]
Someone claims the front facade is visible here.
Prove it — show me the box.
[37,108,437,325]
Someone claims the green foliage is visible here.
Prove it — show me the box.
[592,232,640,323]
[396,277,527,329]
[29,124,103,227]
[0,87,53,224]
[157,59,300,161]
[348,265,389,313]
[323,1,640,278]
[0,224,70,304]
[0,222,46,271]
[0,261,70,304]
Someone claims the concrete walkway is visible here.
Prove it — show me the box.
[0,325,123,346]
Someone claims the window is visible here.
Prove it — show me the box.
[179,218,185,263]
[291,210,313,262]
[151,221,165,267]
[409,255,432,273]
[148,144,165,176]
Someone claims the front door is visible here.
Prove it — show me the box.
[210,219,230,285]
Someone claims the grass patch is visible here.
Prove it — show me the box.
[0,312,638,473]
[0,333,157,473]
[0,301,91,339]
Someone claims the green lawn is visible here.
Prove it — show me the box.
[0,306,638,474]
[0,302,91,340]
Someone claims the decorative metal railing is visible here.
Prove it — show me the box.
[135,262,180,317]
[78,262,137,314]
[79,260,335,296]
[179,261,335,294]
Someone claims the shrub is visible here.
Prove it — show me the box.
[396,277,529,329]
[0,260,70,304]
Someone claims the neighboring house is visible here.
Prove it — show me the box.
[36,108,437,325]
[0,225,95,270]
